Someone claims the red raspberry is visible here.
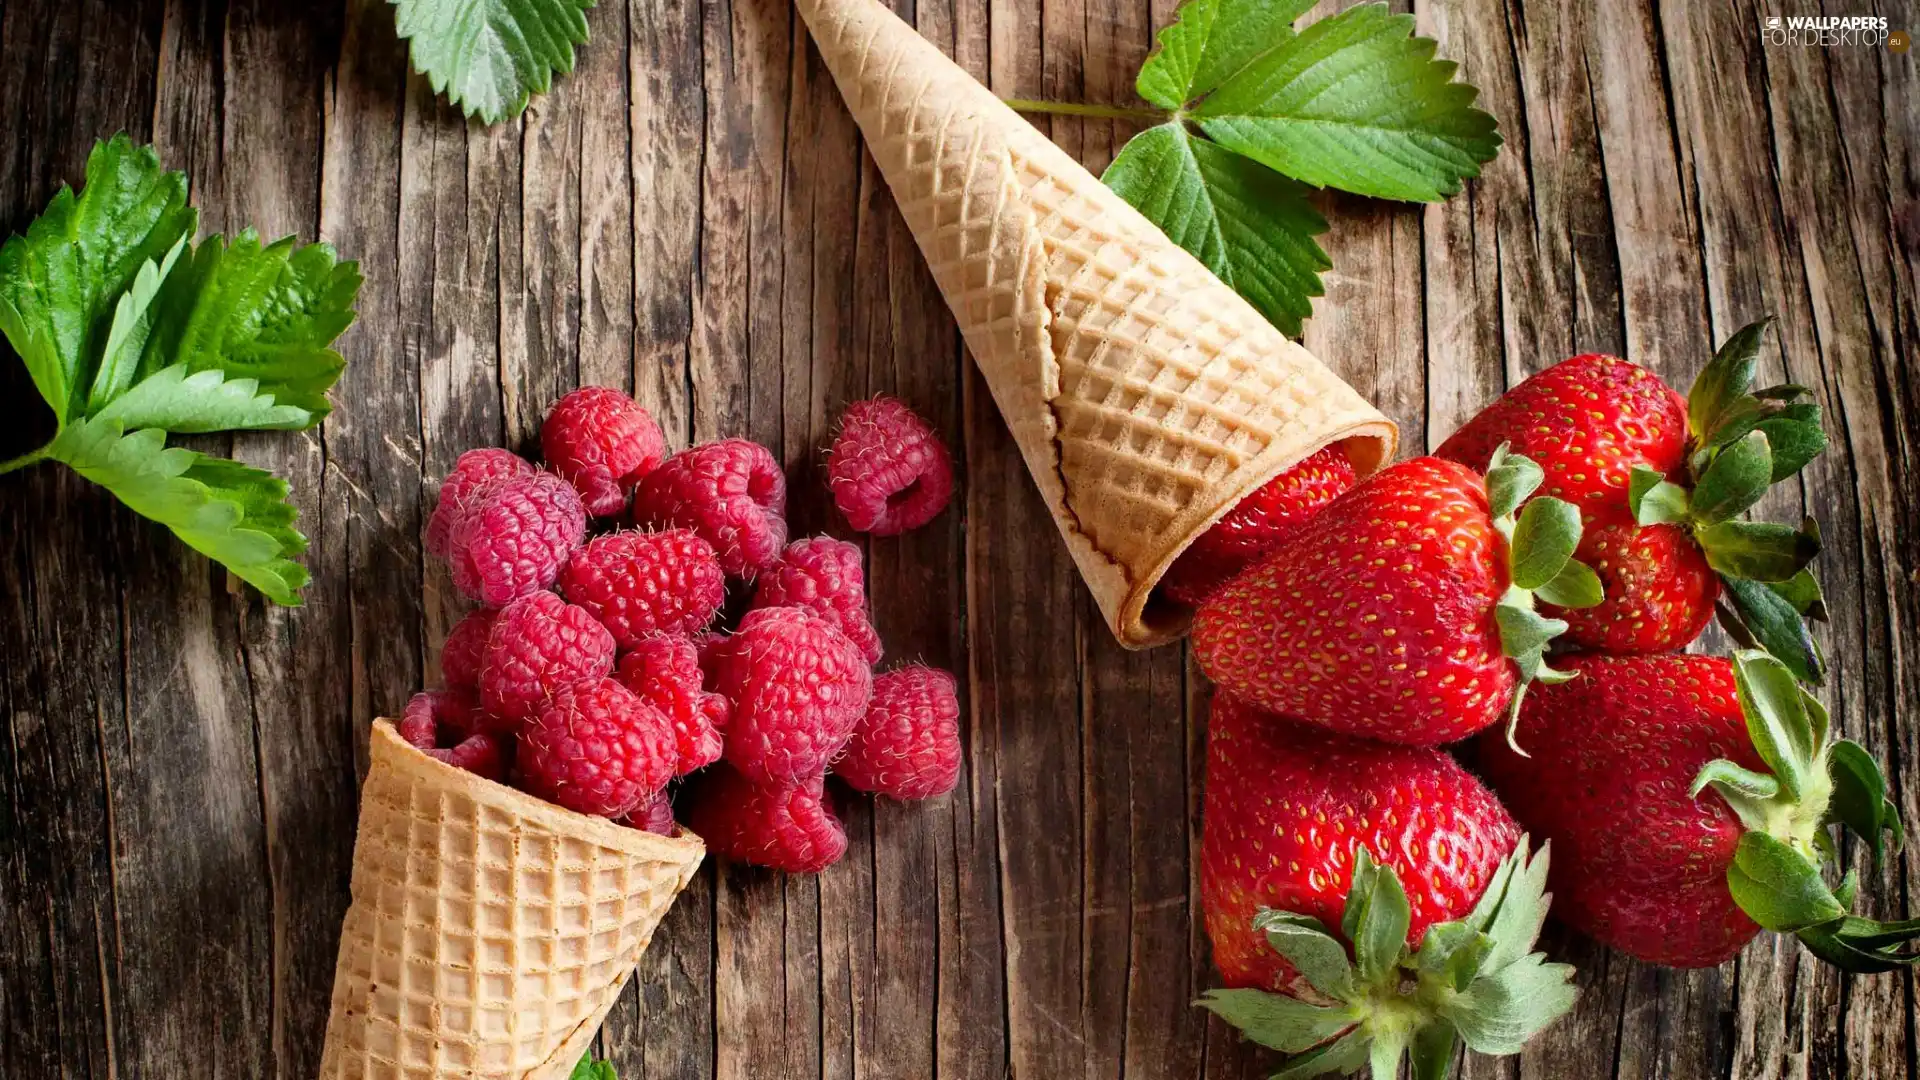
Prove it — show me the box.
[426,448,534,557]
[399,690,509,782]
[827,396,954,536]
[681,765,846,873]
[710,606,872,782]
[751,537,882,664]
[557,530,725,649]
[541,387,667,516]
[516,677,677,818]
[633,439,788,577]
[439,608,498,689]
[621,792,678,835]
[449,472,587,607]
[1158,445,1357,606]
[834,665,962,800]
[615,635,729,775]
[479,591,616,727]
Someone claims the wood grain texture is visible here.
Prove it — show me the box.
[0,0,1915,1077]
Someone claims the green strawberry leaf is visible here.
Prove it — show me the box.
[46,417,309,605]
[1483,444,1544,521]
[1408,1024,1459,1080]
[568,1054,619,1080]
[87,234,187,411]
[1728,649,1817,802]
[1627,465,1692,526]
[0,134,197,426]
[1254,909,1356,999]
[1191,2,1501,202]
[1533,558,1603,610]
[1768,569,1828,619]
[1272,1027,1372,1080]
[1135,0,1316,108]
[1344,847,1412,986]
[1826,739,1901,867]
[1716,574,1825,685]
[1102,123,1330,336]
[94,365,312,432]
[1688,430,1774,525]
[1195,988,1355,1054]
[1694,519,1820,582]
[1438,951,1580,1056]
[1755,416,1827,482]
[138,230,360,421]
[1508,497,1581,591]
[392,0,596,125]
[1727,832,1845,933]
[1688,319,1768,444]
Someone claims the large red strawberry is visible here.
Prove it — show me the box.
[1193,451,1600,746]
[1158,445,1357,607]
[1479,651,1915,971]
[1438,323,1826,672]
[1199,696,1575,1073]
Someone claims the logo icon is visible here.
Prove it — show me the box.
[1893,29,1911,52]
[1767,16,1782,30]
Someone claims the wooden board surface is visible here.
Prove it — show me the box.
[1,0,1915,1077]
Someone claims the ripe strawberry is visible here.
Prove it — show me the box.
[1192,452,1599,746]
[1159,445,1357,607]
[1198,696,1574,1071]
[1437,324,1826,668]
[1479,651,1916,971]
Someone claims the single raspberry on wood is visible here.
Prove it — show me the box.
[710,606,873,783]
[426,448,535,557]
[827,395,954,536]
[448,471,587,607]
[621,791,678,836]
[834,665,962,800]
[558,529,725,648]
[541,387,667,516]
[615,635,729,775]
[399,690,509,782]
[439,608,498,690]
[681,765,847,873]
[479,591,616,727]
[516,677,678,818]
[751,536,882,664]
[633,439,789,577]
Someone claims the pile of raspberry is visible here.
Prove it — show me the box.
[405,387,960,874]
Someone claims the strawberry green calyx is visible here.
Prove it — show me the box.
[570,1054,618,1080]
[1691,650,1918,973]
[1483,445,1601,750]
[1635,319,1827,680]
[1199,842,1576,1080]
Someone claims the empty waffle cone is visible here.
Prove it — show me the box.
[319,721,705,1080]
[798,0,1398,646]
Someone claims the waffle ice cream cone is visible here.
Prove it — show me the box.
[318,721,705,1080]
[798,0,1398,646]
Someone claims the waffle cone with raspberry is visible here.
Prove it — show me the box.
[318,721,705,1080]
[795,0,1398,647]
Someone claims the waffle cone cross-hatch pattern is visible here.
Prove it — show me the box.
[319,721,706,1080]
[797,0,1398,647]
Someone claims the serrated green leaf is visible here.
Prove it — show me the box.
[1273,1027,1373,1080]
[93,365,312,433]
[1254,909,1356,1000]
[1689,430,1774,525]
[1102,123,1330,336]
[1718,574,1825,684]
[1438,952,1578,1055]
[1368,1027,1408,1080]
[0,134,197,424]
[1196,988,1356,1054]
[1344,847,1411,985]
[1134,0,1315,108]
[1689,319,1768,442]
[568,1054,618,1080]
[393,0,596,124]
[1694,519,1820,582]
[138,231,359,423]
[1477,842,1552,976]
[88,234,187,412]
[1689,759,1780,833]
[1534,558,1603,610]
[1495,601,1565,664]
[1508,497,1581,590]
[1408,1023,1458,1080]
[45,416,309,604]
[1727,832,1845,932]
[1191,2,1500,202]
[1768,569,1827,618]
